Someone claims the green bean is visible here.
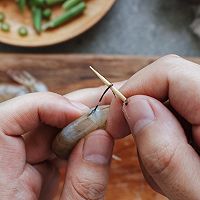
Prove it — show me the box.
[45,0,65,6]
[43,1,86,30]
[18,26,28,36]
[43,8,52,19]
[0,12,5,23]
[28,0,35,6]
[1,23,10,32]
[34,0,45,7]
[32,6,42,33]
[63,0,82,10]
[17,0,26,12]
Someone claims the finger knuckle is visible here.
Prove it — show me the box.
[70,176,105,200]
[163,54,180,59]
[155,54,184,68]
[41,91,61,98]
[141,143,177,176]
[159,54,181,62]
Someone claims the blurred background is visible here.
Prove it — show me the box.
[1,0,199,56]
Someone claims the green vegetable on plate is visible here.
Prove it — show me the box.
[63,0,82,10]
[18,26,28,36]
[10,0,87,35]
[1,23,10,32]
[32,6,42,33]
[34,0,45,7]
[43,1,86,30]
[0,12,5,22]
[17,0,26,12]
[43,8,52,19]
[46,0,65,6]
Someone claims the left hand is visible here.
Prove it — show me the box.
[0,92,114,200]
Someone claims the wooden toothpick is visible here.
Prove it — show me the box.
[90,66,128,104]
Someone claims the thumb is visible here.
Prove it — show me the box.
[123,95,200,200]
[61,129,113,200]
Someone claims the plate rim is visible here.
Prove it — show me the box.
[0,0,116,47]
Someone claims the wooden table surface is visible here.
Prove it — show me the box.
[1,54,199,200]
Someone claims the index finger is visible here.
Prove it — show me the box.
[109,54,200,138]
[120,54,200,124]
[0,92,87,136]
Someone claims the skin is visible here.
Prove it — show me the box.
[1,54,200,199]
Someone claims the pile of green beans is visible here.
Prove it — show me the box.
[15,0,86,35]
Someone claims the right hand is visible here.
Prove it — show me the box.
[67,55,200,200]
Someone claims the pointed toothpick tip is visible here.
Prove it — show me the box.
[89,66,127,104]
[89,66,100,78]
[89,66,94,72]
[90,66,100,76]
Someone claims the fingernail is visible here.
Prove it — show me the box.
[70,101,89,112]
[123,98,155,134]
[83,130,113,165]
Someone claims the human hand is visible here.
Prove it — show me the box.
[0,92,114,200]
[67,55,200,200]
